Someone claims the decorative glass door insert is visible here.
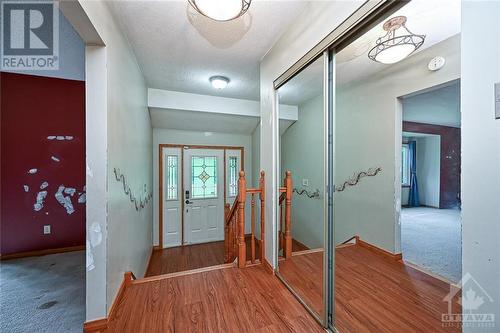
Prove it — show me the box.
[191,156,218,199]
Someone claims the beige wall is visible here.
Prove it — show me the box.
[461,0,500,326]
[335,35,460,253]
[78,0,153,320]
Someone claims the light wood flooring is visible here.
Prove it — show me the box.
[278,244,461,332]
[139,241,460,333]
[278,250,324,318]
[335,244,461,332]
[147,238,309,277]
[107,265,325,333]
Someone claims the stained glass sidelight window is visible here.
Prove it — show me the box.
[166,155,178,200]
[228,157,238,197]
[191,156,217,198]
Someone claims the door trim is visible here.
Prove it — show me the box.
[159,144,245,249]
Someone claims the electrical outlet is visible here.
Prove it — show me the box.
[43,225,51,235]
[302,179,309,187]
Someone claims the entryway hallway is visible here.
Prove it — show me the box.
[101,243,461,333]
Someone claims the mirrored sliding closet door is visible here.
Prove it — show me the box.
[275,54,328,325]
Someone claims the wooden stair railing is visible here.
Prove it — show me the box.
[279,171,293,259]
[224,171,266,268]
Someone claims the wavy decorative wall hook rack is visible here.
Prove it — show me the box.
[113,168,152,212]
[293,188,321,199]
[335,167,382,192]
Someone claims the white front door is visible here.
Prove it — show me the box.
[163,147,182,248]
[183,148,224,244]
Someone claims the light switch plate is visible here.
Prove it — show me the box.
[43,225,51,234]
[495,82,500,119]
[302,179,309,186]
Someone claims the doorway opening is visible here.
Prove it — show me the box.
[148,144,245,276]
[0,18,86,332]
[399,80,462,283]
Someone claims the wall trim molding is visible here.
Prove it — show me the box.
[263,258,274,275]
[83,271,135,333]
[355,236,403,261]
[0,245,85,260]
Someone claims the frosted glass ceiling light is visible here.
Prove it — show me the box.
[368,16,425,64]
[210,76,230,89]
[188,0,251,21]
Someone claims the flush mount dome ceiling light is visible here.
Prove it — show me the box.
[210,76,230,89]
[188,0,251,21]
[368,16,425,64]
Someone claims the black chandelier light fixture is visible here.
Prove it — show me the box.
[188,0,252,22]
[368,16,425,64]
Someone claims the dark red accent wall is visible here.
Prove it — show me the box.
[403,121,461,209]
[1,72,85,255]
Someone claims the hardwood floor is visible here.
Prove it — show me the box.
[146,241,226,277]
[277,244,461,332]
[278,250,324,318]
[335,244,461,333]
[107,265,325,333]
[147,237,303,277]
[112,242,460,333]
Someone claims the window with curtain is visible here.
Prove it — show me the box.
[401,143,410,186]
[228,156,238,197]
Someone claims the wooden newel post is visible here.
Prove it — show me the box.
[284,171,293,259]
[238,171,247,268]
[224,203,230,263]
[251,193,256,263]
[259,171,265,263]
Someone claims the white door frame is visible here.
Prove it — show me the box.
[158,145,245,248]
[183,148,224,244]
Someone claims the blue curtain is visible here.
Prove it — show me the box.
[408,141,420,207]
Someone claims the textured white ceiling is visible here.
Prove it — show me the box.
[276,0,461,107]
[107,0,309,101]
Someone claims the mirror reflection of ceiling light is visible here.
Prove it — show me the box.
[210,76,230,89]
[368,16,425,64]
[188,0,251,21]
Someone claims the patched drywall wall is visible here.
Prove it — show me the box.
[1,72,85,255]
[79,0,153,320]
